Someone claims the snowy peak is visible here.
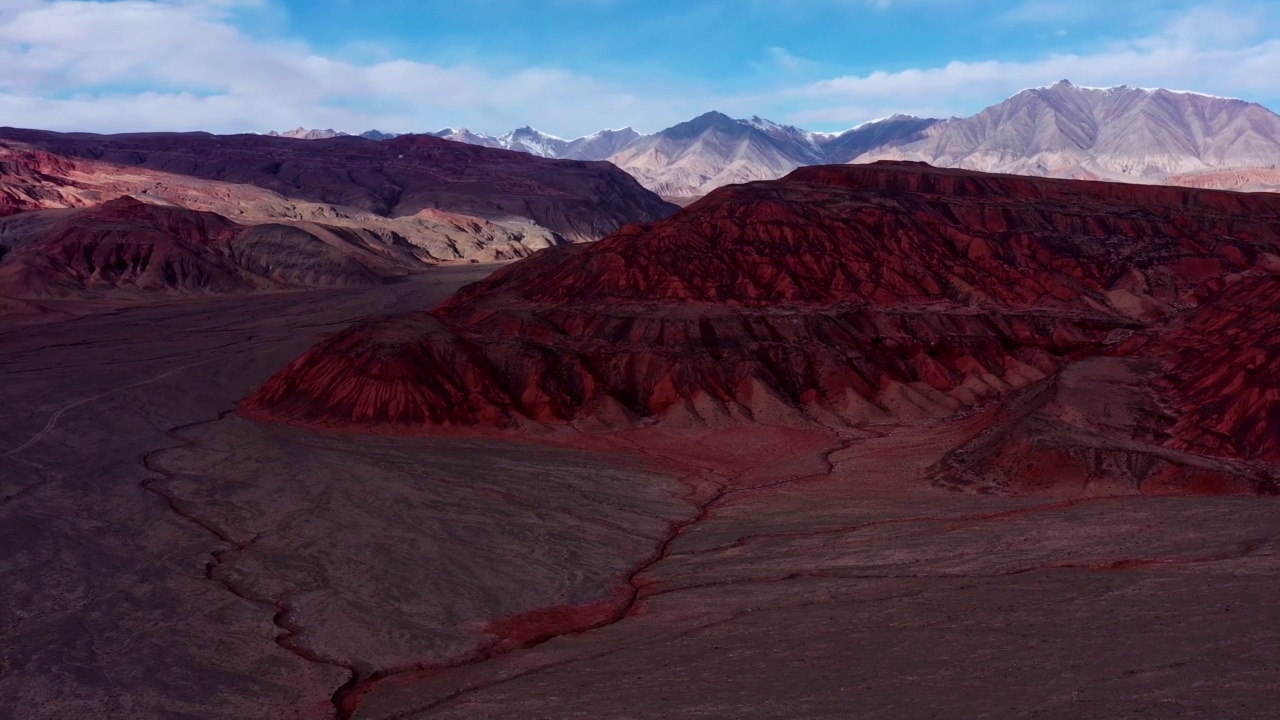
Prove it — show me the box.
[267,128,400,141]
[740,115,829,158]
[497,126,570,158]
[430,128,504,149]
[267,127,350,140]
[562,127,642,161]
[849,113,928,131]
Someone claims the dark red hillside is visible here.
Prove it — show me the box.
[1161,273,1280,465]
[245,162,1280,491]
[447,161,1280,311]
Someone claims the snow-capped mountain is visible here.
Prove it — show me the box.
[560,128,642,161]
[496,126,571,158]
[428,126,573,157]
[855,81,1280,189]
[428,126,640,160]
[740,115,828,164]
[268,127,348,140]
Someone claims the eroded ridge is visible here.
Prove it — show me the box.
[247,163,1280,493]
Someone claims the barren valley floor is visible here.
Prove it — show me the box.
[1,269,1277,719]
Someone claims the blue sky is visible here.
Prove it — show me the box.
[1,0,1279,136]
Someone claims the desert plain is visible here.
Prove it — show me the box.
[2,261,1277,719]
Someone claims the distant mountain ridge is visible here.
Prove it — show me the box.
[267,127,400,141]
[267,80,1280,196]
[268,115,935,197]
[424,113,937,196]
[856,81,1280,191]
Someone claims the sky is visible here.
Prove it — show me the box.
[1,0,1279,136]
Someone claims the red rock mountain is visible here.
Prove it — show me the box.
[245,162,1280,494]
[0,128,675,243]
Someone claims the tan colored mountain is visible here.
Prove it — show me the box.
[856,81,1280,188]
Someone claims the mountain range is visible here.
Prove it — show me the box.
[0,129,674,299]
[270,80,1280,197]
[269,127,400,141]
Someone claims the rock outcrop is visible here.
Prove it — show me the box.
[1160,273,1280,465]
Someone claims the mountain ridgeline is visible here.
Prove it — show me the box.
[272,80,1280,198]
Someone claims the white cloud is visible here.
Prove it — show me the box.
[763,47,814,74]
[781,4,1280,127]
[0,0,712,135]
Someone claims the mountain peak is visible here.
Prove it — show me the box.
[266,127,349,140]
[506,125,563,140]
[663,111,743,140]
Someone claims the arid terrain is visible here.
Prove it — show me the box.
[3,161,1277,720]
[1,268,694,719]
[7,0,1280,715]
[0,127,675,298]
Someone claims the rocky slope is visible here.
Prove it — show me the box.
[0,196,407,297]
[857,81,1280,186]
[1160,273,1280,466]
[245,162,1280,493]
[818,115,939,163]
